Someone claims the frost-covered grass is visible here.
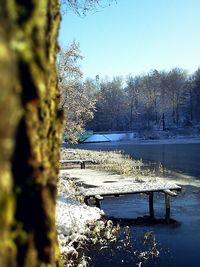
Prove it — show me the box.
[60,147,164,180]
[56,173,120,267]
[60,148,145,176]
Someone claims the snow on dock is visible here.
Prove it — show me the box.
[61,169,181,223]
[80,181,180,197]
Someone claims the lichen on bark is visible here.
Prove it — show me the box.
[0,0,63,266]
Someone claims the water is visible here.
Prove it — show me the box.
[66,141,200,266]
[92,189,200,267]
[75,142,200,179]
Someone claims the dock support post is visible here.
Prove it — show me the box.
[149,192,154,220]
[95,199,101,209]
[81,161,85,169]
[165,193,170,223]
[94,195,103,209]
[84,197,89,205]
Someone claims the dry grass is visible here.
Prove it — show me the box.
[60,148,148,177]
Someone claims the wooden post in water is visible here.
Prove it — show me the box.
[81,161,85,169]
[149,192,154,220]
[95,199,101,209]
[165,193,170,223]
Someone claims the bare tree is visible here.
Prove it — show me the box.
[190,68,200,123]
[160,68,187,126]
[58,42,96,142]
[125,75,142,129]
[61,0,116,15]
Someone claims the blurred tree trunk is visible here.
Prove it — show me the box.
[0,1,63,267]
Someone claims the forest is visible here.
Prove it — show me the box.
[87,68,200,132]
[58,43,200,141]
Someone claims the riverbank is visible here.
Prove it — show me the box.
[56,171,121,266]
[79,128,200,144]
[57,148,181,266]
[125,136,200,145]
[59,145,200,266]
[58,147,144,266]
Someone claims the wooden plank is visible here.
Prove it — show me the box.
[163,189,177,196]
[60,159,97,169]
[165,193,170,223]
[60,160,82,163]
[95,199,101,209]
[80,182,181,198]
[95,194,103,200]
[65,168,181,221]
[81,161,85,169]
[149,192,154,220]
[60,159,96,164]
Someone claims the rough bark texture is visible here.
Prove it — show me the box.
[0,1,63,266]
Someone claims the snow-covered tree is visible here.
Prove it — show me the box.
[58,42,96,143]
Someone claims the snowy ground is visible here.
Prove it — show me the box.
[56,174,104,255]
[84,133,135,143]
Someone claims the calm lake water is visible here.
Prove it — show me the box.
[75,141,200,179]
[66,141,200,267]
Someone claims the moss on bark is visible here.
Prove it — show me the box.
[0,1,63,266]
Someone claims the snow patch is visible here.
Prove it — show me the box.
[56,192,103,253]
[56,196,102,235]
[84,133,135,143]
[84,134,110,143]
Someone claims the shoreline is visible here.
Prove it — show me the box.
[56,169,119,266]
[126,136,200,145]
[80,136,200,146]
[57,167,200,266]
[58,147,200,266]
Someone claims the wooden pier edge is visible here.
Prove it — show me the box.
[82,187,181,224]
[60,159,97,169]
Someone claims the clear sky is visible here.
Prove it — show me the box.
[59,0,200,79]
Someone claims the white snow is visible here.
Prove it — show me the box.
[84,134,110,142]
[84,133,135,143]
[56,196,102,236]
[56,179,104,254]
[62,169,181,196]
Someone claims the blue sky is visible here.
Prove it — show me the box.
[59,0,200,79]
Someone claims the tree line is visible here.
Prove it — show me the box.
[85,68,200,132]
[59,43,200,139]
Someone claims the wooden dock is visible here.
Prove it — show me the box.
[61,169,181,223]
[60,159,97,169]
[60,159,146,170]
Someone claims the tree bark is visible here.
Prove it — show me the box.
[0,1,63,266]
